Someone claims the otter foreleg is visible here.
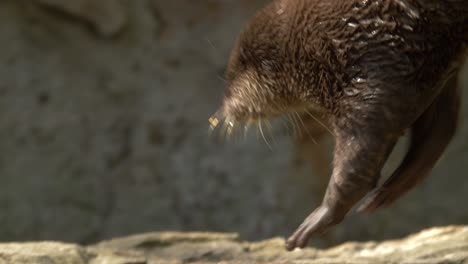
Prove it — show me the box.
[285,122,399,250]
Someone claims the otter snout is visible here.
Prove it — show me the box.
[222,96,267,122]
[208,95,269,137]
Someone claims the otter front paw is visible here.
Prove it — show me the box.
[285,205,343,251]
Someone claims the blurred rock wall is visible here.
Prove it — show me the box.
[0,0,467,247]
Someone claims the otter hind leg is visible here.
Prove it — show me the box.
[358,75,461,213]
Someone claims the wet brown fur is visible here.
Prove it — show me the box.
[212,0,468,250]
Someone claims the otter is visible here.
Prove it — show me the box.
[209,0,468,251]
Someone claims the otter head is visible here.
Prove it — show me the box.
[210,2,329,136]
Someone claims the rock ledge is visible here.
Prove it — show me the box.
[0,226,467,264]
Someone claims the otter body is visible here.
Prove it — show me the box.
[211,0,468,250]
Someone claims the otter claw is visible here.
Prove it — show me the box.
[285,206,342,251]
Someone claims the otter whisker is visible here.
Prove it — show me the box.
[255,122,261,142]
[204,37,228,85]
[294,111,318,144]
[279,116,291,137]
[272,102,299,140]
[217,75,227,83]
[286,113,299,138]
[265,119,278,146]
[218,117,230,142]
[269,102,291,138]
[235,122,248,143]
[304,109,335,136]
[281,115,296,138]
[284,114,294,137]
[259,119,273,151]
[242,124,247,142]
[290,112,303,138]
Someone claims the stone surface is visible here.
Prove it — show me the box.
[35,0,127,37]
[0,226,467,263]
[0,0,467,249]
